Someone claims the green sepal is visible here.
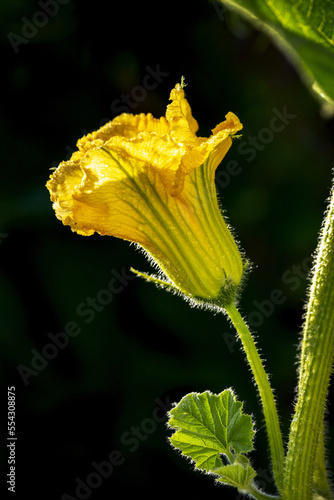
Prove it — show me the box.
[130,267,180,293]
[132,260,250,313]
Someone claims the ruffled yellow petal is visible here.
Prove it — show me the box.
[78,113,170,151]
[47,154,93,235]
[164,85,242,193]
[166,84,199,143]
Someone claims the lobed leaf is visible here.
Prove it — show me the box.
[167,389,255,472]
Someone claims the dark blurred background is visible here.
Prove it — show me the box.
[1,1,334,498]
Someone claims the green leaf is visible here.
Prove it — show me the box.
[167,389,255,472]
[218,0,334,112]
[214,456,257,489]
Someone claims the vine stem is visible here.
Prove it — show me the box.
[283,183,334,499]
[224,302,285,495]
[247,483,280,500]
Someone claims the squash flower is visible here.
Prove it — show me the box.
[46,82,245,308]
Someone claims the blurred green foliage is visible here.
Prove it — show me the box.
[217,0,334,110]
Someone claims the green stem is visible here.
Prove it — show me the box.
[313,420,333,500]
[283,185,334,499]
[247,482,280,500]
[224,302,285,494]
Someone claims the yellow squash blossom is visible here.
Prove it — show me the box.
[46,83,245,308]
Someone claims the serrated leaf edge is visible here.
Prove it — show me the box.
[167,389,255,473]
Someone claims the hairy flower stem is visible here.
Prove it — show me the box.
[283,184,334,500]
[247,483,279,500]
[224,303,285,494]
